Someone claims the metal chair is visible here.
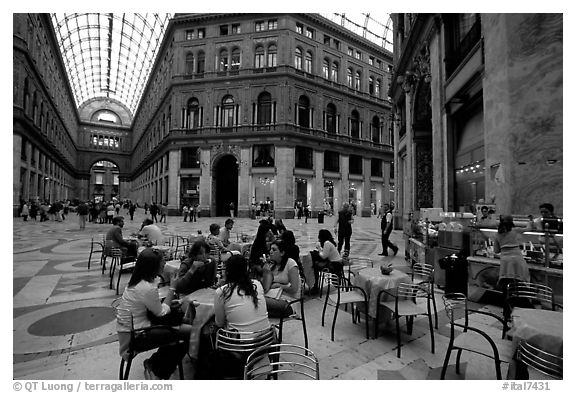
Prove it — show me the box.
[440,293,515,379]
[244,343,319,380]
[113,298,185,380]
[411,263,438,328]
[517,339,563,380]
[269,277,308,348]
[375,282,435,358]
[504,281,556,338]
[88,235,105,270]
[214,326,277,379]
[109,248,136,295]
[321,273,369,341]
[345,256,373,281]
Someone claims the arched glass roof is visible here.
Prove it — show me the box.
[50,13,171,116]
[319,13,393,52]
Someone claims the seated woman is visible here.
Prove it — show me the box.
[310,229,343,294]
[206,223,233,262]
[214,254,270,332]
[248,221,274,275]
[262,240,301,317]
[172,240,217,295]
[279,230,304,278]
[116,248,191,380]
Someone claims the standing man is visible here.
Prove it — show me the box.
[159,203,168,223]
[229,202,235,218]
[149,202,159,223]
[334,202,353,257]
[182,204,189,222]
[379,203,399,256]
[128,202,136,221]
[77,201,89,230]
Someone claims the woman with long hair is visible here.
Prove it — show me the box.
[116,248,191,380]
[263,240,301,317]
[172,239,217,295]
[280,230,304,278]
[310,229,342,294]
[494,215,530,321]
[248,220,274,274]
[214,255,269,331]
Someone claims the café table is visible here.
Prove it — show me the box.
[181,287,217,359]
[229,242,251,256]
[509,308,563,357]
[353,267,412,318]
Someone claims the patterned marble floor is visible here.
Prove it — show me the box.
[13,208,510,381]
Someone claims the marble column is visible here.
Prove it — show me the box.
[274,146,294,219]
[313,150,324,216]
[167,150,180,213]
[237,147,251,218]
[340,154,350,207]
[361,158,372,217]
[199,148,211,217]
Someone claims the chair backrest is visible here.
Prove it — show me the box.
[215,326,276,354]
[111,247,123,258]
[412,263,434,283]
[517,340,563,379]
[244,343,319,380]
[506,281,555,310]
[442,292,468,322]
[397,282,430,302]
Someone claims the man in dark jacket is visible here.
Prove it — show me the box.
[149,202,159,223]
[379,203,398,256]
[334,202,353,256]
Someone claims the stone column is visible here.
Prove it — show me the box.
[237,147,251,218]
[274,146,294,219]
[361,157,372,217]
[312,150,324,216]
[339,154,350,207]
[199,148,211,217]
[167,150,180,214]
[383,160,391,206]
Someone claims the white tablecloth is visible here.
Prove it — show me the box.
[353,267,411,317]
[510,308,563,357]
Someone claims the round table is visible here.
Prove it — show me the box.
[510,308,563,357]
[353,267,411,318]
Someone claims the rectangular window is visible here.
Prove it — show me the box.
[377,59,382,69]
[306,28,314,39]
[268,19,277,30]
[220,25,228,35]
[347,47,353,56]
[232,23,241,34]
[333,39,340,50]
[113,174,119,186]
[95,173,103,184]
[355,51,362,60]
[296,23,303,34]
[349,155,363,175]
[324,34,331,45]
[253,145,275,167]
[181,147,200,168]
[197,28,205,38]
[255,21,265,32]
[369,56,374,66]
[295,146,313,169]
[371,158,383,177]
[324,151,340,172]
[186,30,194,40]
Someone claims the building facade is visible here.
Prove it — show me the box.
[389,14,563,222]
[13,13,394,218]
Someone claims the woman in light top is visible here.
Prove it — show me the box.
[310,229,342,294]
[214,255,269,332]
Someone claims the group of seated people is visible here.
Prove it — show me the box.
[115,216,345,379]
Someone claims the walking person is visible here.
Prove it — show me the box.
[77,201,89,230]
[128,202,136,221]
[159,203,168,223]
[191,204,197,222]
[150,202,159,223]
[229,202,235,218]
[334,202,353,257]
[30,203,38,221]
[21,203,29,221]
[379,203,399,256]
[182,204,189,222]
[304,204,310,223]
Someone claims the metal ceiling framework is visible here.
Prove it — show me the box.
[50,13,171,116]
[320,13,394,52]
[49,13,391,117]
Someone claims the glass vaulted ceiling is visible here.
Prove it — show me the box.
[320,13,393,52]
[50,13,171,116]
[49,13,391,117]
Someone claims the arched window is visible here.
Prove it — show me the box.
[197,51,205,73]
[331,62,339,82]
[322,59,329,79]
[376,79,381,97]
[347,68,353,88]
[351,110,360,139]
[305,51,313,73]
[294,47,302,69]
[221,95,235,128]
[257,92,272,125]
[267,44,277,67]
[231,48,241,70]
[297,95,310,128]
[369,76,374,95]
[219,48,229,71]
[371,116,380,144]
[185,53,194,74]
[255,46,265,68]
[326,103,336,134]
[355,71,361,90]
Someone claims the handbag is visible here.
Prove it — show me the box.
[147,305,185,326]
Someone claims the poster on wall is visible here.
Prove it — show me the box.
[475,203,497,227]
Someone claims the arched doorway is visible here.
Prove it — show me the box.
[214,154,238,216]
[89,160,120,203]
